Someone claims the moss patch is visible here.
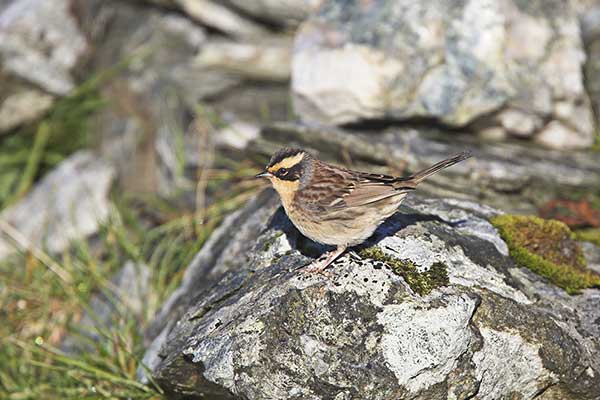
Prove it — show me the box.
[358,246,449,295]
[576,228,600,247]
[262,232,284,252]
[491,214,600,294]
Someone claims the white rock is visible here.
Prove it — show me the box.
[215,121,260,150]
[0,152,114,260]
[478,126,508,141]
[378,293,476,392]
[497,109,543,137]
[535,120,594,150]
[473,328,557,399]
[174,0,268,38]
[196,40,292,81]
[0,90,54,133]
[0,0,88,95]
[0,0,88,133]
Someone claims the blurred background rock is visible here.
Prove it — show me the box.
[0,0,599,398]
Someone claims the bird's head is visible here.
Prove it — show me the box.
[256,147,313,196]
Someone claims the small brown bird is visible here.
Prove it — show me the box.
[257,148,472,273]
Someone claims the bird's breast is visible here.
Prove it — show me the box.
[284,192,408,246]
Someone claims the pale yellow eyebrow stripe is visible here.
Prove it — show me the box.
[268,152,305,172]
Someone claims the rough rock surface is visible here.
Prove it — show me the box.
[0,0,89,133]
[292,0,595,149]
[0,151,114,260]
[142,189,600,399]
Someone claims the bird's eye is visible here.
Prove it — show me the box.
[279,168,288,176]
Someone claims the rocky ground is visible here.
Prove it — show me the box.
[1,0,599,399]
[143,190,600,399]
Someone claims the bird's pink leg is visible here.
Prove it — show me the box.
[302,245,347,274]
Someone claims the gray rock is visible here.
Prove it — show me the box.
[292,0,595,149]
[172,0,270,39]
[0,0,89,133]
[138,0,313,29]
[195,39,293,82]
[223,0,316,27]
[142,189,600,399]
[0,152,114,260]
[0,88,54,134]
[215,121,261,150]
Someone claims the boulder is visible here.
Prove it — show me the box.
[292,0,595,149]
[0,151,114,261]
[0,0,89,134]
[141,189,600,399]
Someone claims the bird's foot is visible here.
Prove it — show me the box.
[301,258,333,277]
[300,246,347,277]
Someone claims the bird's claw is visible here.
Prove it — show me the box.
[300,261,333,277]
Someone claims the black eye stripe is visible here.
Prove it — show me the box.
[276,164,301,181]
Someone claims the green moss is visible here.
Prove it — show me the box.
[576,228,600,247]
[358,246,449,295]
[262,232,283,252]
[263,241,272,252]
[491,215,600,294]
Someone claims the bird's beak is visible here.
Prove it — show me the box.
[255,171,272,179]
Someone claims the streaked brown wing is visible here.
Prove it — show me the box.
[297,162,357,212]
[341,181,403,208]
[299,163,413,212]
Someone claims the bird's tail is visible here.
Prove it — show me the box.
[403,151,472,186]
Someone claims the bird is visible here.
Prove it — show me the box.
[256,147,472,273]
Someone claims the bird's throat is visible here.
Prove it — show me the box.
[271,179,300,210]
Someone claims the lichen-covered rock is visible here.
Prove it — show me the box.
[141,189,600,399]
[0,0,89,133]
[292,0,595,149]
[0,151,114,260]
